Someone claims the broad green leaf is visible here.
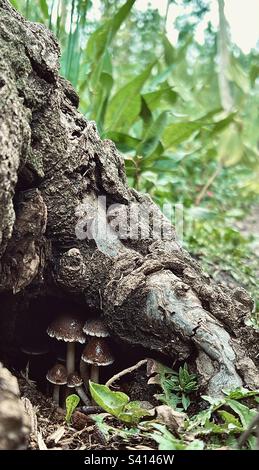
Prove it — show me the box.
[162,121,203,150]
[105,131,140,152]
[65,394,80,424]
[217,410,243,430]
[211,112,236,135]
[217,124,243,166]
[118,401,152,424]
[136,111,168,159]
[142,83,177,112]
[105,62,156,132]
[89,381,129,416]
[226,399,257,428]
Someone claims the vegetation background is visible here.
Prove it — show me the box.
[9,0,259,449]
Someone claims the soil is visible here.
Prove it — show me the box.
[18,373,158,451]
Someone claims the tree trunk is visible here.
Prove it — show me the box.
[0,362,30,449]
[0,0,259,400]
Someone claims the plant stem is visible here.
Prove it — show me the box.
[66,343,75,374]
[195,163,222,206]
[90,365,99,383]
[77,386,91,406]
[80,359,89,391]
[53,384,60,405]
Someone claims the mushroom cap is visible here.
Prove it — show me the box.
[47,314,86,343]
[46,364,68,385]
[81,338,114,366]
[83,318,109,338]
[67,371,83,388]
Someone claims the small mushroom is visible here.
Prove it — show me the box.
[46,363,68,405]
[67,372,91,406]
[47,314,86,374]
[81,337,114,384]
[82,318,109,338]
[80,318,110,389]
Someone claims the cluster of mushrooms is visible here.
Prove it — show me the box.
[35,315,113,407]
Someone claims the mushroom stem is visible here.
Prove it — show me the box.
[53,385,60,405]
[76,386,91,406]
[90,365,99,384]
[66,343,75,374]
[80,359,89,391]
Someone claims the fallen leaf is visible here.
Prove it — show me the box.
[154,405,186,432]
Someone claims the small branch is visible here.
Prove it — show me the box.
[195,163,222,206]
[105,359,149,387]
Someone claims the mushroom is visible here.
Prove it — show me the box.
[80,318,110,388]
[46,363,68,405]
[47,314,86,374]
[82,318,109,338]
[81,337,114,384]
[67,372,91,406]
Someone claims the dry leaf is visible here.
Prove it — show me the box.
[46,426,65,444]
[154,405,186,432]
[37,431,48,450]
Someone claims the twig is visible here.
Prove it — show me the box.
[195,163,222,206]
[79,406,103,415]
[105,359,149,387]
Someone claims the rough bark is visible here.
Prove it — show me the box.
[0,0,258,400]
[0,362,30,449]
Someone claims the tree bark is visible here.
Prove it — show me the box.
[0,362,30,449]
[0,0,259,399]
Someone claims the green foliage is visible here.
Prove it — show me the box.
[144,423,205,450]
[89,381,152,424]
[154,363,198,411]
[65,394,80,424]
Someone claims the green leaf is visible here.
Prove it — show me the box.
[142,83,177,112]
[181,394,190,411]
[89,381,129,416]
[39,0,49,19]
[163,35,175,65]
[105,131,140,152]
[136,111,168,159]
[226,399,257,428]
[250,64,259,86]
[65,394,80,424]
[224,387,259,400]
[217,410,243,430]
[162,121,203,150]
[105,62,156,133]
[87,0,136,62]
[217,124,243,166]
[118,401,152,424]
